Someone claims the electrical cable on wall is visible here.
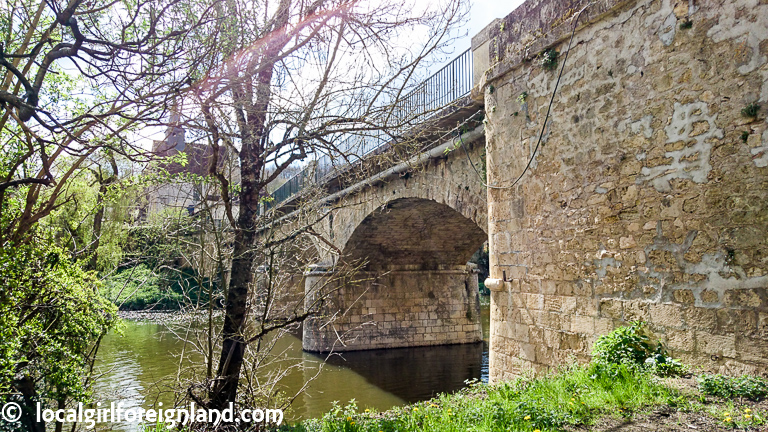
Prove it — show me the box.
[460,1,596,190]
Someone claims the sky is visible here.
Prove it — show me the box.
[458,0,525,52]
[132,0,527,151]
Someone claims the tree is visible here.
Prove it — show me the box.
[0,1,214,429]
[183,0,468,408]
[0,0,214,244]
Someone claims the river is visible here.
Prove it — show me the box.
[91,298,490,429]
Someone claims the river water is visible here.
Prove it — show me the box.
[91,299,490,429]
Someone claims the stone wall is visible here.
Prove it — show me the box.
[316,126,488,265]
[303,267,483,352]
[481,0,768,381]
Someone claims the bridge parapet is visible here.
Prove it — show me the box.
[265,48,481,214]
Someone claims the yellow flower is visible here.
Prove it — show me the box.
[571,398,575,402]
[724,412,730,416]
[725,417,732,422]
[351,422,355,425]
[534,430,541,432]
[413,407,418,411]
[744,408,752,414]
[524,415,531,420]
[365,409,370,412]
[745,414,752,420]
[347,417,352,421]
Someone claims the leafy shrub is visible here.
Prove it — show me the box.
[591,322,686,376]
[741,102,760,118]
[644,352,689,377]
[698,374,768,401]
[0,242,117,430]
[102,264,180,310]
[102,265,219,310]
[592,321,655,367]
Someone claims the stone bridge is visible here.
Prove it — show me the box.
[269,121,489,352]
[266,0,768,377]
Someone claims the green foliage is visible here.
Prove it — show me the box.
[679,19,693,30]
[40,164,135,271]
[102,265,177,310]
[517,92,528,104]
[102,265,218,310]
[539,48,559,71]
[591,322,686,377]
[277,363,676,432]
[741,131,750,142]
[698,374,768,401]
[644,353,688,377]
[709,403,766,428]
[122,210,189,269]
[591,321,655,367]
[741,102,760,118]
[0,240,117,404]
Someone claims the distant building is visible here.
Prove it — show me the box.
[144,111,239,227]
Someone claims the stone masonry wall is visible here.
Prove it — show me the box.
[481,0,768,381]
[303,268,483,352]
[311,127,488,265]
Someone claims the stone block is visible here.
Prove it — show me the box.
[599,299,623,319]
[696,331,737,358]
[571,315,596,334]
[650,303,684,328]
[666,330,696,352]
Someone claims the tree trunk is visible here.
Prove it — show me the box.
[210,66,275,409]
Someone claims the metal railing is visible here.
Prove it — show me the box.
[265,48,473,211]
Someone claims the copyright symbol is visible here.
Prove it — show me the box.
[2,402,22,422]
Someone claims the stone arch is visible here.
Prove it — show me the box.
[340,197,488,271]
[308,130,488,265]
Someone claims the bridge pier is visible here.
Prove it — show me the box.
[303,264,483,352]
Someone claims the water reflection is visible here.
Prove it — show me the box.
[92,298,490,430]
[323,342,485,403]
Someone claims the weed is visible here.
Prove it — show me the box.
[698,374,768,401]
[679,19,693,30]
[517,91,528,104]
[707,402,767,429]
[741,131,750,142]
[591,321,655,367]
[539,48,559,71]
[741,102,760,118]
[591,321,687,377]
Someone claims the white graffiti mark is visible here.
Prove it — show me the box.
[639,102,723,192]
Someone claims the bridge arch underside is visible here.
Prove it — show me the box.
[303,197,486,352]
[342,197,487,271]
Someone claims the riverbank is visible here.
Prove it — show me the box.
[270,323,767,432]
[275,368,767,432]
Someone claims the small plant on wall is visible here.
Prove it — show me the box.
[539,48,559,71]
[742,102,760,118]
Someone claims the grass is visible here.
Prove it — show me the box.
[277,364,677,432]
[140,323,768,432]
[102,264,218,310]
